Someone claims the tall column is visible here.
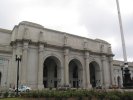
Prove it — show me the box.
[11,44,17,87]
[21,41,29,85]
[64,48,69,85]
[101,55,111,88]
[58,67,64,87]
[37,43,44,89]
[109,57,115,86]
[84,51,92,89]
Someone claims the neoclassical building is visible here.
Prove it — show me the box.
[0,21,133,89]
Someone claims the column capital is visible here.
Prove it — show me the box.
[101,55,107,61]
[109,57,113,62]
[23,42,29,50]
[84,51,90,59]
[39,44,44,53]
[64,48,69,56]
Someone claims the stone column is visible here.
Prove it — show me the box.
[101,55,111,88]
[11,44,17,87]
[84,51,92,89]
[58,67,64,87]
[64,48,69,85]
[37,43,44,89]
[21,41,29,85]
[109,57,115,86]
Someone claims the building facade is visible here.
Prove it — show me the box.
[0,21,133,89]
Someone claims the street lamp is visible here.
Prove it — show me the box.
[121,67,124,84]
[16,55,22,96]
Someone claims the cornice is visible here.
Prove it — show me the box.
[22,39,31,43]
[19,21,44,30]
[10,40,114,57]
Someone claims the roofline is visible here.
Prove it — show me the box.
[0,28,11,34]
[18,21,111,45]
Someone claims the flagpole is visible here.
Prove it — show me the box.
[116,0,128,67]
[116,0,133,88]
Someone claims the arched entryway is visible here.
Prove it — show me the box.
[43,56,61,88]
[69,59,83,88]
[89,61,101,88]
[0,72,1,86]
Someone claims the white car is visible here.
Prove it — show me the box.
[15,85,31,92]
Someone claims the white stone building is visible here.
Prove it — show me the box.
[0,21,133,89]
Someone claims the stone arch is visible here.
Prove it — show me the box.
[44,54,63,69]
[89,61,101,88]
[69,59,83,88]
[89,58,102,71]
[43,56,61,88]
[0,72,1,86]
[68,56,84,69]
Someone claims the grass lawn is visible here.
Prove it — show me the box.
[0,98,24,100]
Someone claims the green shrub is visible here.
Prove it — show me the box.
[105,91,121,100]
[18,89,133,100]
[10,92,15,97]
[0,92,2,96]
[97,91,107,99]
[122,92,133,100]
[3,91,9,98]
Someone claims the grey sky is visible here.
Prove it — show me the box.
[0,0,133,61]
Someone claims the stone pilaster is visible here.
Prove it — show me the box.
[11,44,17,87]
[37,43,44,89]
[58,67,64,87]
[101,55,111,88]
[64,48,69,85]
[84,51,92,89]
[21,41,29,85]
[109,57,115,86]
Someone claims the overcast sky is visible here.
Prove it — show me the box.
[0,0,133,61]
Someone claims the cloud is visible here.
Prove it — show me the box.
[0,0,132,61]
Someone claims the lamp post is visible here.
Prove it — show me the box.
[16,55,22,96]
[121,67,124,86]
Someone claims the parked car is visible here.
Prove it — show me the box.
[15,85,31,92]
[9,87,15,92]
